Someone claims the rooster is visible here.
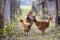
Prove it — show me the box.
[32,16,52,34]
[20,19,31,36]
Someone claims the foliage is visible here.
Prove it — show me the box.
[0,22,16,40]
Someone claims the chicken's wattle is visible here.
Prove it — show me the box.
[48,16,52,20]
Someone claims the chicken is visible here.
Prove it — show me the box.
[32,16,52,34]
[20,19,31,36]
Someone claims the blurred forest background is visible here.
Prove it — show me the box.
[0,0,60,40]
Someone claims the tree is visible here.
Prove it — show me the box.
[0,0,6,29]
[10,0,21,22]
[0,0,6,39]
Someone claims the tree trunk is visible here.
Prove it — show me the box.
[10,0,21,22]
[0,0,6,39]
[0,0,6,29]
[42,1,45,20]
[55,0,58,25]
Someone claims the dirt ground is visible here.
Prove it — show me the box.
[6,23,60,40]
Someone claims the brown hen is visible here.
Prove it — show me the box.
[32,16,52,34]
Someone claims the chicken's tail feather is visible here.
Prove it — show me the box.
[20,19,23,23]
